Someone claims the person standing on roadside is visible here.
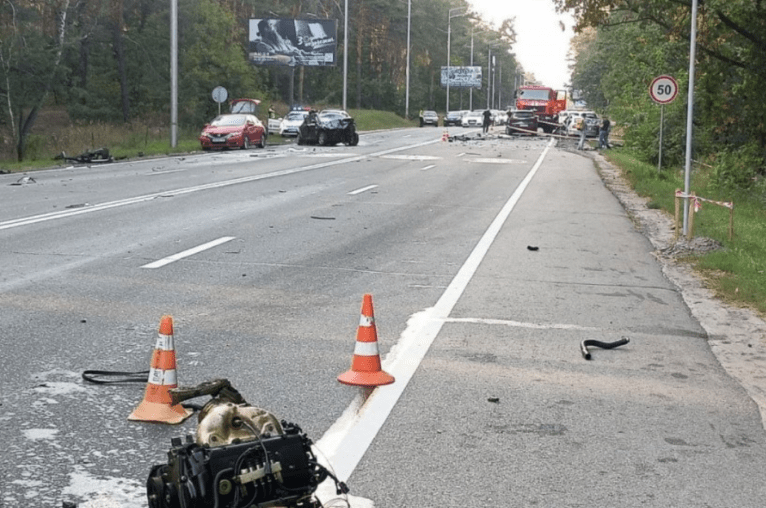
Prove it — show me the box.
[482,109,492,135]
[576,115,587,150]
[599,116,611,149]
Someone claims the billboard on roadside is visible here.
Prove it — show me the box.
[440,66,482,88]
[249,18,337,67]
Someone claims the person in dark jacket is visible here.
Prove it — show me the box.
[482,109,492,134]
[599,117,611,149]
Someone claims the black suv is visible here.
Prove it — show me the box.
[444,111,464,126]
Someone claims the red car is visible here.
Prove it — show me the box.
[199,113,267,150]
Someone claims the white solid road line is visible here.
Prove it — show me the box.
[0,138,440,232]
[348,185,378,195]
[141,236,236,269]
[315,138,555,485]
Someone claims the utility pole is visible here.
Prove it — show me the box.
[446,8,465,114]
[343,0,348,111]
[682,0,699,235]
[405,0,411,119]
[170,0,177,148]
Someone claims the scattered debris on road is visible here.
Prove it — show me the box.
[9,175,36,185]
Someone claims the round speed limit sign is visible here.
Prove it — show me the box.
[211,85,228,104]
[650,75,678,104]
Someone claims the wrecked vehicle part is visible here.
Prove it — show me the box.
[147,379,348,508]
[55,147,115,164]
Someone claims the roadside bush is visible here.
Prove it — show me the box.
[711,143,764,191]
[23,135,49,161]
[622,104,686,168]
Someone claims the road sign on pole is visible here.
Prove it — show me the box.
[212,86,228,115]
[650,75,678,105]
[650,75,678,174]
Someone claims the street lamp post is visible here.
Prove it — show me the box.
[446,7,465,114]
[170,0,177,148]
[405,0,411,118]
[469,27,488,111]
[343,0,348,111]
[487,44,492,109]
[469,29,475,110]
[497,62,502,109]
[486,41,502,109]
[682,0,699,235]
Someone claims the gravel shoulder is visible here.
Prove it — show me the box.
[591,149,766,428]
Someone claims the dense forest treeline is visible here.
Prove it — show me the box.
[3,0,765,194]
[0,0,519,161]
[561,0,766,192]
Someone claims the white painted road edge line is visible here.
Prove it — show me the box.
[314,138,555,489]
[348,185,378,195]
[421,164,435,171]
[141,236,236,269]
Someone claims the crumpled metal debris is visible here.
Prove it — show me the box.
[55,147,114,164]
[9,175,36,186]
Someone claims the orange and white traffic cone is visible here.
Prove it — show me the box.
[338,294,395,387]
[128,315,192,424]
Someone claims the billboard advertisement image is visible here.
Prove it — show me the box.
[440,66,482,88]
[249,18,337,67]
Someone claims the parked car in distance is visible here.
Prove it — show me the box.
[565,110,600,137]
[444,111,463,127]
[199,113,267,150]
[493,109,508,126]
[297,109,359,146]
[505,109,538,135]
[461,110,484,128]
[420,110,439,127]
[279,110,309,137]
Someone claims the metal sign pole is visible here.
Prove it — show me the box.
[658,104,664,173]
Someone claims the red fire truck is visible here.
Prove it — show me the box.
[514,86,568,133]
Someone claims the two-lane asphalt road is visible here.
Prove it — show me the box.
[0,128,550,506]
[2,128,765,508]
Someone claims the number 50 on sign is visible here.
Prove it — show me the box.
[650,75,678,104]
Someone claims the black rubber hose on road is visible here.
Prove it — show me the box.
[581,337,630,360]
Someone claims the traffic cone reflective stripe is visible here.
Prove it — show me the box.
[338,294,395,387]
[353,340,381,357]
[128,316,192,424]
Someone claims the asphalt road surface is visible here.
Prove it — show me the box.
[1,127,764,507]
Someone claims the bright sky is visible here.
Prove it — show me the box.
[467,0,575,89]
